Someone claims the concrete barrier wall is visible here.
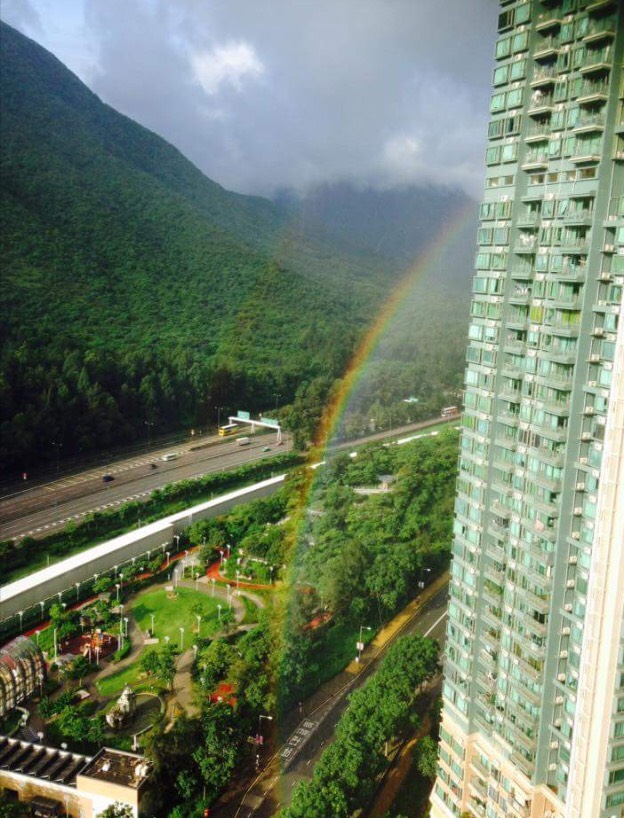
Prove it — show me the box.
[1,474,285,625]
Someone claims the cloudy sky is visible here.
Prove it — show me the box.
[2,0,498,198]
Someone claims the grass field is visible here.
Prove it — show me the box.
[131,587,224,646]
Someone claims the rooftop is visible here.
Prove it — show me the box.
[0,736,88,787]
[78,747,151,789]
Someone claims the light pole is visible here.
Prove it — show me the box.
[179,627,184,649]
[39,601,45,620]
[18,611,24,631]
[150,614,155,636]
[166,551,170,567]
[113,564,118,578]
[210,578,216,597]
[51,441,63,473]
[35,630,40,644]
[269,565,275,584]
[273,393,281,413]
[54,628,58,660]
[173,535,180,554]
[258,714,273,759]
[236,571,240,591]
[75,581,80,601]
[196,614,201,638]
[227,586,232,609]
[115,583,121,603]
[124,617,129,637]
[357,625,372,663]
[418,567,432,590]
[217,604,222,622]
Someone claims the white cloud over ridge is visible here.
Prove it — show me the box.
[191,40,265,96]
[2,0,499,198]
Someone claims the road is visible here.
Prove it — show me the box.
[0,433,291,542]
[0,416,458,544]
[227,581,449,818]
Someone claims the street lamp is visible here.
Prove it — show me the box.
[75,581,80,601]
[217,604,222,622]
[150,614,155,636]
[166,551,170,567]
[418,567,432,590]
[258,714,273,760]
[356,625,372,663]
[179,627,184,649]
[53,628,58,660]
[124,617,129,637]
[196,614,201,638]
[115,583,121,602]
[17,611,24,631]
[39,601,45,620]
[210,578,216,597]
[236,571,240,591]
[35,630,40,644]
[269,565,275,584]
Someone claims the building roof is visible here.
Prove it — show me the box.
[0,736,88,787]
[78,747,151,789]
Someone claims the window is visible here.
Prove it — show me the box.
[513,31,529,53]
[496,37,512,60]
[515,3,530,25]
[492,93,506,113]
[507,88,523,108]
[502,143,518,162]
[489,120,504,139]
[494,65,509,86]
[487,146,502,165]
[506,114,522,134]
[510,59,527,81]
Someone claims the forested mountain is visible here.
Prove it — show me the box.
[0,20,476,475]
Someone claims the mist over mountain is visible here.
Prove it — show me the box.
[0,20,476,473]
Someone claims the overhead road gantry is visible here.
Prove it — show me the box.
[227,410,283,444]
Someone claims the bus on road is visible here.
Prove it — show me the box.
[218,424,239,437]
[440,406,459,419]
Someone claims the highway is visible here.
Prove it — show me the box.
[0,432,290,542]
[0,416,457,544]
[225,581,449,818]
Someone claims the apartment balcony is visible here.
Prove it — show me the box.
[517,210,540,226]
[569,148,602,164]
[503,338,526,354]
[555,264,587,282]
[469,776,488,801]
[584,18,617,44]
[510,266,534,281]
[533,37,559,61]
[522,152,549,171]
[562,208,593,225]
[573,112,606,133]
[586,0,617,13]
[530,65,557,89]
[559,236,590,252]
[510,750,534,779]
[577,80,610,105]
[470,756,490,781]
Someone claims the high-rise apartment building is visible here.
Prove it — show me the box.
[431,3,624,818]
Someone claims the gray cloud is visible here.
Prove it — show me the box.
[10,0,500,197]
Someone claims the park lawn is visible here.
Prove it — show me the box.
[95,662,146,698]
[308,620,377,690]
[131,587,223,646]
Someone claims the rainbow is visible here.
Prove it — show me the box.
[315,197,477,450]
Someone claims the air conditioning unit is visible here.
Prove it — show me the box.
[599,273,612,281]
[592,327,605,336]
[565,603,573,611]
[581,432,593,441]
[555,695,564,704]
[558,673,566,681]
[550,740,559,749]
[554,718,562,727]
[571,532,581,540]
[573,506,583,514]
[583,406,594,415]
[566,580,576,589]
[579,457,589,465]
[575,481,586,490]
[587,381,597,388]
[549,763,557,771]
[569,555,578,565]
[561,627,571,636]
[560,650,569,659]
[603,244,615,252]
[615,151,624,160]
[589,354,601,362]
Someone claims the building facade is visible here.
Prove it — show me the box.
[431,2,624,818]
[0,636,46,718]
[0,738,151,818]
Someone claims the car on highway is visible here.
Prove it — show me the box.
[262,446,271,452]
[102,474,114,482]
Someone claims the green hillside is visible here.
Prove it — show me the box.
[0,22,383,473]
[0,21,474,475]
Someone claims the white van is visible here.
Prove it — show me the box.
[237,437,251,446]
[161,452,178,461]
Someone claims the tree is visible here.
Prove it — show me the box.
[416,735,439,779]
[96,804,134,818]
[0,794,30,817]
